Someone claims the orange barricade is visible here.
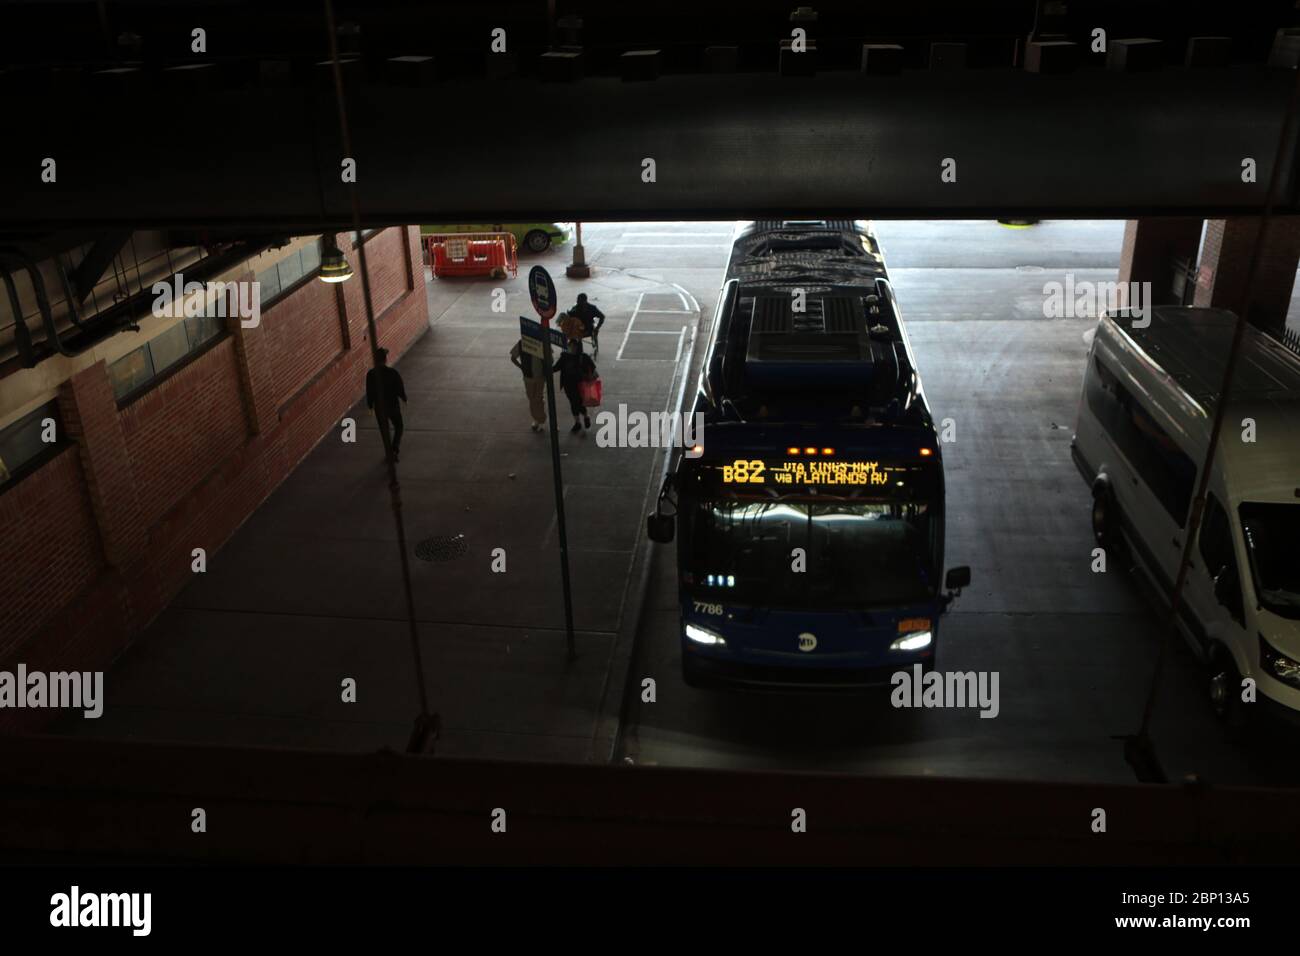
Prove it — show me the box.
[424,232,518,279]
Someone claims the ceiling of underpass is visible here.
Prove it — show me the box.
[0,1,1298,228]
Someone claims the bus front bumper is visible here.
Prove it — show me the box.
[684,646,935,691]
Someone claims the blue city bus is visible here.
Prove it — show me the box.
[647,220,970,688]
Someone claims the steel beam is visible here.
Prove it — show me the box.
[0,65,1296,230]
[0,734,1296,863]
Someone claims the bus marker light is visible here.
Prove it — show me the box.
[920,447,934,457]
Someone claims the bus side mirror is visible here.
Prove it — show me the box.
[944,566,971,591]
[647,514,675,543]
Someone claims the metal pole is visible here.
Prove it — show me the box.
[541,323,578,661]
[324,0,436,753]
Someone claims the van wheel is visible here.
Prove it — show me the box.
[525,230,551,253]
[1091,486,1124,557]
[1207,646,1251,735]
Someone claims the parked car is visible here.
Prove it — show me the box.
[420,222,571,253]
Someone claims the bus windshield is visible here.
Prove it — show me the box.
[687,496,940,609]
[1239,502,1300,620]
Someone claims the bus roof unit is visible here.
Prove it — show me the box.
[701,219,925,426]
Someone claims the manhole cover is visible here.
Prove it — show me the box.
[415,534,468,562]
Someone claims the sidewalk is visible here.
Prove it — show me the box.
[56,255,701,762]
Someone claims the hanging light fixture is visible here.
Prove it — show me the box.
[318,234,353,283]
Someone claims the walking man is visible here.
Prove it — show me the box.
[510,337,548,432]
[365,347,408,461]
[568,293,605,355]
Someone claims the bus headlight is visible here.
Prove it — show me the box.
[685,623,725,646]
[890,631,932,652]
[1260,634,1300,689]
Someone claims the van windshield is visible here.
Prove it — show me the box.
[1238,502,1300,620]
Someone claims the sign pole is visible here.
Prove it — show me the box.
[541,328,577,661]
[527,266,577,662]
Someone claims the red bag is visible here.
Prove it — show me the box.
[579,376,603,407]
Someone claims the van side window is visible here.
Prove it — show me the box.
[1198,493,1244,625]
[1198,494,1231,570]
[1086,356,1197,527]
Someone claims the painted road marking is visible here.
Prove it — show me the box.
[611,242,732,254]
[616,288,699,362]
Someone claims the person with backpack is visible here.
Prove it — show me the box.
[552,338,598,433]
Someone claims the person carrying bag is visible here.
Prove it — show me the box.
[579,363,603,408]
[552,338,598,433]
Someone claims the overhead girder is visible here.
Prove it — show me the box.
[0,65,1296,228]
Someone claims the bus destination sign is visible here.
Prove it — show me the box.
[719,458,900,487]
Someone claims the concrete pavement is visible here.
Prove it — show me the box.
[50,219,1300,786]
[52,223,727,761]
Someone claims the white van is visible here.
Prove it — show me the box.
[1072,306,1300,728]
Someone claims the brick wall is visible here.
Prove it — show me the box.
[0,446,103,661]
[0,226,430,732]
[120,338,248,520]
[1195,216,1300,334]
[266,268,347,408]
[352,227,410,321]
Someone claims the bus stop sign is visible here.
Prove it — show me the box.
[519,315,565,358]
[529,265,557,322]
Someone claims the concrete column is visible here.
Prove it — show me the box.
[1117,218,1204,307]
[566,221,590,278]
[1194,216,1300,335]
[58,362,147,569]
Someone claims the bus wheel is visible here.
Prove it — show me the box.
[525,230,551,253]
[1091,486,1123,556]
[682,655,705,688]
